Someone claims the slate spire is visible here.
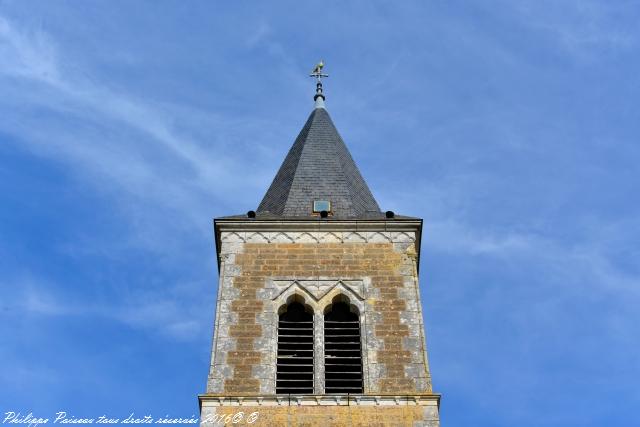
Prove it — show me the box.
[256,67,381,219]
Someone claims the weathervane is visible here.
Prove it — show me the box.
[310,60,328,81]
[309,60,328,105]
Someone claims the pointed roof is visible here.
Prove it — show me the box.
[256,106,382,219]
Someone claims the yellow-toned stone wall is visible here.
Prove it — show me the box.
[200,398,440,427]
[206,230,434,397]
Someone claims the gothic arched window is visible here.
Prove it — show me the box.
[276,301,314,394]
[324,300,363,393]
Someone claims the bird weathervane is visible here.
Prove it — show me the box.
[309,60,328,81]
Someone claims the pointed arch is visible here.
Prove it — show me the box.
[318,283,364,315]
[368,231,391,242]
[295,232,319,243]
[271,232,295,243]
[273,282,320,313]
[246,232,269,243]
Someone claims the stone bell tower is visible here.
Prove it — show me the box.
[199,66,441,426]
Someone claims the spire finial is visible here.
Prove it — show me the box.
[309,60,328,108]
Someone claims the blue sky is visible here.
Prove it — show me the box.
[1,1,639,426]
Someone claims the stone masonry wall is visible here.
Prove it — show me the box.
[206,230,433,396]
[200,396,440,427]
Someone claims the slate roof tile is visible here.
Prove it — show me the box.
[257,107,381,219]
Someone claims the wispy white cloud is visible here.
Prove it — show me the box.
[112,279,210,341]
[426,219,535,255]
[0,15,273,234]
[0,15,59,82]
[245,21,271,48]
[426,213,640,291]
[0,15,211,167]
[421,206,640,420]
[507,0,636,58]
[4,274,209,341]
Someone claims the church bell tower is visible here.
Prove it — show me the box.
[199,65,441,426]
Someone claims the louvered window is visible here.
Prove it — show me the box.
[276,302,314,394]
[324,302,363,393]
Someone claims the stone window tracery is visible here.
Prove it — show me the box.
[274,290,365,395]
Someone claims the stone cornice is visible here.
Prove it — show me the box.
[213,219,423,273]
[199,393,440,408]
[214,218,422,233]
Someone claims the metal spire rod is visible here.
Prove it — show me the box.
[309,60,328,106]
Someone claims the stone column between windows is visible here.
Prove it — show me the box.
[313,311,325,394]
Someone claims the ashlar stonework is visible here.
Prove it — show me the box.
[200,223,440,426]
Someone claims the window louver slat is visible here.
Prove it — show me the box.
[276,302,314,394]
[324,302,363,394]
